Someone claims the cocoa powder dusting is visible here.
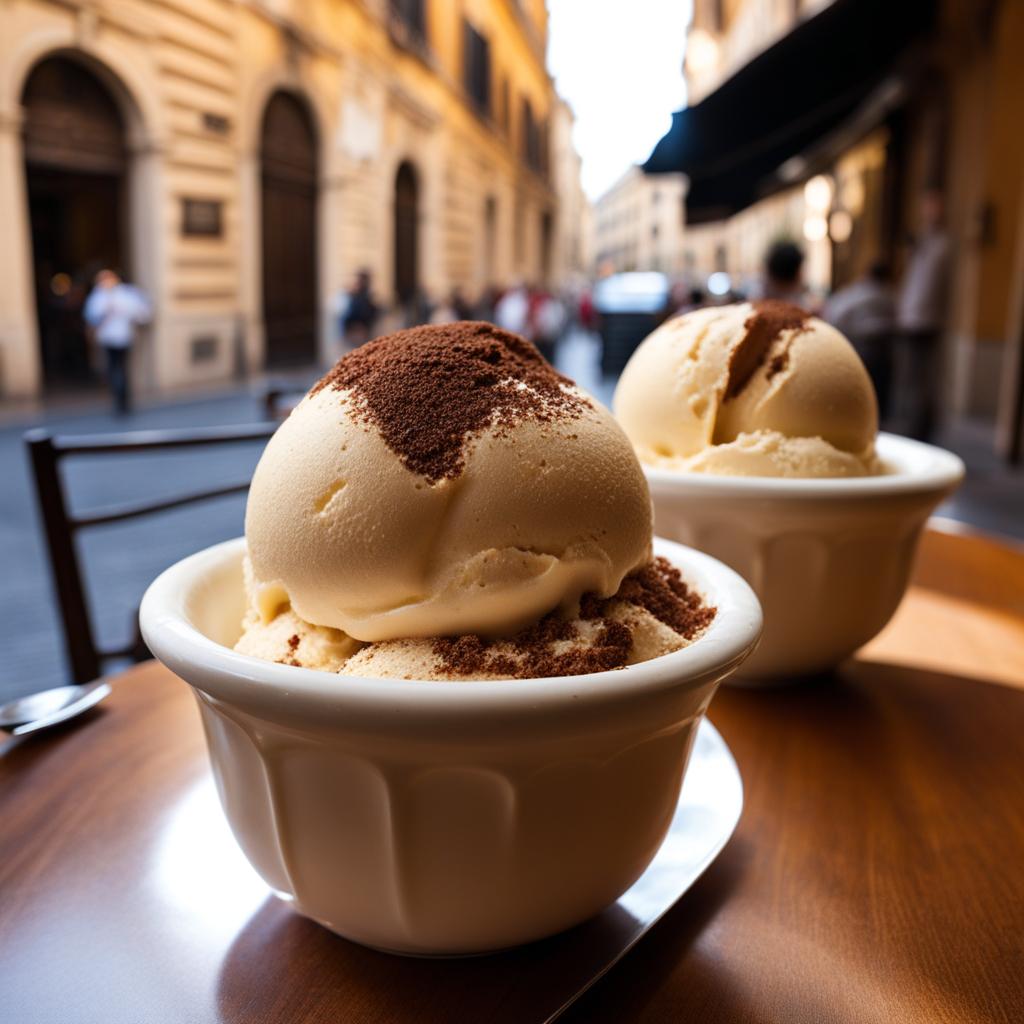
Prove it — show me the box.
[431,620,633,679]
[431,558,715,679]
[724,300,810,400]
[310,322,587,482]
[603,557,717,638]
[273,634,302,666]
[766,349,789,381]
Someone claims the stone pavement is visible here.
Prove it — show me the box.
[1,329,1021,705]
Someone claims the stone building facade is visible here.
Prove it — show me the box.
[0,0,577,401]
[549,97,590,287]
[681,0,877,298]
[592,166,687,277]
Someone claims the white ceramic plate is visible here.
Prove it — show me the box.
[536,716,743,1022]
[153,716,741,1022]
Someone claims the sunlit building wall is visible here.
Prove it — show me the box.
[593,166,687,277]
[549,98,591,287]
[935,0,1024,433]
[682,0,855,300]
[686,0,832,105]
[0,0,580,400]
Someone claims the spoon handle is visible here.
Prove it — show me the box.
[11,683,112,736]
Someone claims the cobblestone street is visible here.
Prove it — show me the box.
[2,330,1022,705]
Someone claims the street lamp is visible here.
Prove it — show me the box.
[686,29,720,77]
[804,175,833,213]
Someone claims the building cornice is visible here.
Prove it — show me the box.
[386,81,440,131]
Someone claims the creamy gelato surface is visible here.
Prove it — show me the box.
[236,322,717,679]
[238,555,715,679]
[613,302,880,478]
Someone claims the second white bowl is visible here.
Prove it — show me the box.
[645,432,964,681]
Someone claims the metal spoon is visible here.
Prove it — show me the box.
[0,681,112,736]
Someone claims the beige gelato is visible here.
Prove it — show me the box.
[237,322,716,679]
[613,301,880,478]
[239,555,711,680]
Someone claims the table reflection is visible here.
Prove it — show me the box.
[150,775,269,947]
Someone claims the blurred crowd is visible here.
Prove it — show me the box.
[64,185,949,447]
[333,275,580,368]
[334,186,949,444]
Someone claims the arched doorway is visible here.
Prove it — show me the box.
[22,56,128,391]
[394,162,419,311]
[260,91,318,367]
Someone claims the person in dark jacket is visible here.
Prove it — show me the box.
[342,270,378,347]
[824,261,896,420]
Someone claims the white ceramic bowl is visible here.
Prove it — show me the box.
[140,536,761,955]
[645,432,964,682]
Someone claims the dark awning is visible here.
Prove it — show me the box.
[643,0,937,223]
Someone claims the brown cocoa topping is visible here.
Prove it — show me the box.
[724,300,810,400]
[431,620,633,679]
[310,322,587,482]
[602,557,717,638]
[430,557,716,679]
[766,349,789,380]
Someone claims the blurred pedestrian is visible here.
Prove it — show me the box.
[675,286,706,317]
[494,283,529,336]
[823,261,896,420]
[405,288,433,328]
[343,270,378,347]
[476,284,501,323]
[428,287,477,325]
[83,268,151,415]
[450,286,473,321]
[761,240,806,306]
[529,288,565,363]
[577,287,595,332]
[896,189,950,441]
[429,292,458,324]
[331,283,350,353]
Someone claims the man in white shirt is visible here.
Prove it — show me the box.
[83,269,152,414]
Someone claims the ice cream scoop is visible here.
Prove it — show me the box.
[245,322,654,644]
[237,554,714,679]
[613,301,879,477]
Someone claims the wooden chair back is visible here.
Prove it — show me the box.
[25,423,275,684]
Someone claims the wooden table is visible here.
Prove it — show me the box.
[2,524,1023,1024]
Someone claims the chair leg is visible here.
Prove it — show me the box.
[25,431,102,684]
